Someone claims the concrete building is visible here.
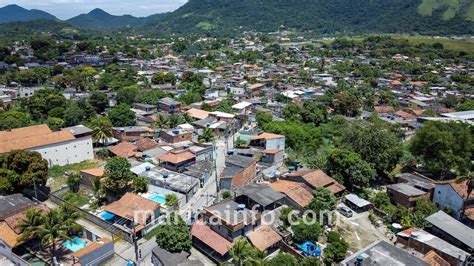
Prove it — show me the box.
[0,124,94,167]
[159,129,192,144]
[158,97,181,114]
[432,180,473,219]
[220,155,257,190]
[386,183,431,209]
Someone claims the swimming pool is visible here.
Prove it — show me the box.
[146,193,167,205]
[63,236,88,252]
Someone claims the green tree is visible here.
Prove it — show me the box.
[324,231,348,264]
[292,220,322,243]
[229,238,256,266]
[326,148,376,190]
[89,91,109,113]
[342,118,402,177]
[102,157,135,195]
[117,85,140,106]
[0,150,48,191]
[165,194,180,209]
[267,252,297,266]
[88,116,113,144]
[155,212,192,253]
[410,121,473,178]
[300,256,323,266]
[306,188,337,213]
[108,104,136,127]
[456,100,474,112]
[198,128,215,143]
[26,89,66,120]
[332,91,361,117]
[131,176,148,193]
[46,117,64,131]
[67,174,81,193]
[0,111,31,130]
[256,111,273,127]
[0,169,17,193]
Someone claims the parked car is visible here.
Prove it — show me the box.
[338,206,353,218]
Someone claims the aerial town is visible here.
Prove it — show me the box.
[0,2,473,266]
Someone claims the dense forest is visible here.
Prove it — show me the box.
[148,0,474,35]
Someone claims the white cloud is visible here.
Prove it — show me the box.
[0,0,188,19]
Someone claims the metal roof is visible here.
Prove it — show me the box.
[426,211,474,248]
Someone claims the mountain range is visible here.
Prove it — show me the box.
[0,0,473,34]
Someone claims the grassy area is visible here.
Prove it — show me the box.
[60,191,89,208]
[49,160,103,191]
[404,36,474,53]
[316,35,474,53]
[143,225,161,240]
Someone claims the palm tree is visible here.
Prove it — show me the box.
[165,194,179,210]
[229,239,255,266]
[37,209,71,259]
[199,128,215,143]
[154,114,170,129]
[89,116,113,145]
[456,171,474,218]
[18,208,45,242]
[58,205,82,233]
[251,249,269,266]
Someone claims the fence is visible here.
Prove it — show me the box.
[49,187,134,243]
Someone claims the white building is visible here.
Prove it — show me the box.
[0,124,94,167]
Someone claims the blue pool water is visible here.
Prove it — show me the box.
[63,237,88,252]
[147,193,167,205]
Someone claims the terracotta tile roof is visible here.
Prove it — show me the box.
[158,150,195,164]
[423,250,450,266]
[0,129,76,154]
[246,225,282,251]
[191,221,233,256]
[104,193,160,225]
[288,169,343,190]
[409,81,429,87]
[374,106,394,113]
[260,149,282,154]
[80,168,104,177]
[412,109,425,117]
[327,183,346,194]
[446,180,473,199]
[0,221,19,247]
[186,108,210,120]
[72,238,111,258]
[0,124,51,142]
[250,132,285,141]
[136,138,159,152]
[248,83,265,91]
[108,142,138,158]
[270,180,313,208]
[395,110,417,120]
[4,205,49,234]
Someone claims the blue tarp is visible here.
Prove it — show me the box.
[101,211,116,220]
[297,241,321,257]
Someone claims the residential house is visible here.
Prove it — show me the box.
[186,108,210,120]
[425,211,474,253]
[80,168,104,188]
[71,237,114,266]
[191,221,234,263]
[102,193,160,237]
[0,194,49,265]
[269,180,314,210]
[159,129,192,144]
[432,180,473,220]
[202,200,260,242]
[220,155,257,190]
[246,225,282,253]
[151,246,203,266]
[142,168,199,201]
[112,126,153,142]
[108,142,139,158]
[396,228,470,266]
[235,183,285,211]
[158,97,181,114]
[132,103,157,115]
[157,149,196,172]
[0,124,94,167]
[283,169,345,196]
[386,183,431,209]
[341,240,430,266]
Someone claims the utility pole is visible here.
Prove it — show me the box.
[213,140,219,199]
[131,217,140,266]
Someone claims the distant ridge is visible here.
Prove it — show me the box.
[66,8,167,30]
[0,4,57,23]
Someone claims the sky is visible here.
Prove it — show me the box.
[0,0,188,19]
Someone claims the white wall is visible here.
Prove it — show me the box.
[30,136,94,167]
[433,184,464,219]
[266,137,285,151]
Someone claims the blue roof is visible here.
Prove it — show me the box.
[101,211,116,220]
